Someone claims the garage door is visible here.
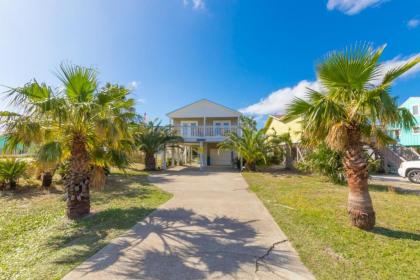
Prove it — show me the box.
[210,149,231,166]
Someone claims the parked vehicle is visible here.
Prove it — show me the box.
[398,161,420,183]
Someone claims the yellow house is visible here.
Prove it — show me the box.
[264,115,302,144]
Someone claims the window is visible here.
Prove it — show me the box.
[413,105,419,115]
[213,120,231,136]
[180,121,198,136]
[413,126,420,134]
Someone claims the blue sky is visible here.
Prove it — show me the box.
[0,0,419,125]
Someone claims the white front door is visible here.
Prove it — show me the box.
[210,149,232,165]
[181,121,198,137]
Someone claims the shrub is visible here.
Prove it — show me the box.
[297,143,345,184]
[368,158,382,173]
[0,159,28,190]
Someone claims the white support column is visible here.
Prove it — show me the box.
[183,147,187,164]
[203,142,208,167]
[203,116,207,137]
[237,116,241,135]
[162,145,167,170]
[178,147,182,165]
[190,146,193,163]
[171,146,175,167]
[199,141,204,170]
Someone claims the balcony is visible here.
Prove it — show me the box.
[172,125,239,139]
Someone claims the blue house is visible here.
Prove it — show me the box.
[388,97,420,147]
[0,135,27,155]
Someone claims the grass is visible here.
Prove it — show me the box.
[0,166,171,280]
[243,172,420,280]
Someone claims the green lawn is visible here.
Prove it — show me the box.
[243,172,420,280]
[0,167,171,280]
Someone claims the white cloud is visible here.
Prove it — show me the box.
[327,0,386,15]
[137,98,146,104]
[241,54,420,116]
[407,18,420,29]
[240,80,321,116]
[183,0,205,10]
[127,80,140,91]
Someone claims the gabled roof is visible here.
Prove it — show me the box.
[263,114,301,130]
[167,99,242,118]
[400,97,420,108]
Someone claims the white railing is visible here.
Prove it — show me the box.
[172,125,239,138]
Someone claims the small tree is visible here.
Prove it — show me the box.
[134,120,181,171]
[219,116,269,171]
[269,131,293,170]
[1,64,135,219]
[0,159,27,190]
[297,142,345,184]
[36,141,63,188]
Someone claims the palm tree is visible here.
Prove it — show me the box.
[134,120,181,171]
[0,159,27,190]
[269,131,293,170]
[36,140,64,188]
[219,116,269,171]
[1,64,135,219]
[89,136,133,190]
[285,44,419,230]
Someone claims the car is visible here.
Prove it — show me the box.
[398,161,420,184]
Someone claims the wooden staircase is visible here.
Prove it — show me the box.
[376,145,420,174]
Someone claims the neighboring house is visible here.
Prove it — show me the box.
[264,115,305,162]
[388,97,420,146]
[0,134,27,155]
[376,97,420,173]
[264,115,302,144]
[165,99,242,169]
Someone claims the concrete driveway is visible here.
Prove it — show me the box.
[63,166,314,280]
[370,174,420,194]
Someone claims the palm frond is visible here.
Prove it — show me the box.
[285,44,417,152]
[37,141,63,164]
[317,43,384,92]
[382,56,420,85]
[283,97,312,122]
[56,63,98,103]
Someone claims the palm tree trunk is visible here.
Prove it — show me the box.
[343,130,375,230]
[285,145,293,170]
[41,172,53,188]
[65,134,90,219]
[9,180,17,190]
[145,152,156,171]
[245,161,256,171]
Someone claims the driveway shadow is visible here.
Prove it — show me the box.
[66,208,302,279]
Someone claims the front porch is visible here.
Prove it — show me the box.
[159,141,238,170]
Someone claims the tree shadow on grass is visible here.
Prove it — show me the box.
[48,207,159,267]
[372,227,420,241]
[92,177,155,205]
[60,208,307,279]
[47,173,164,269]
[1,184,64,201]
